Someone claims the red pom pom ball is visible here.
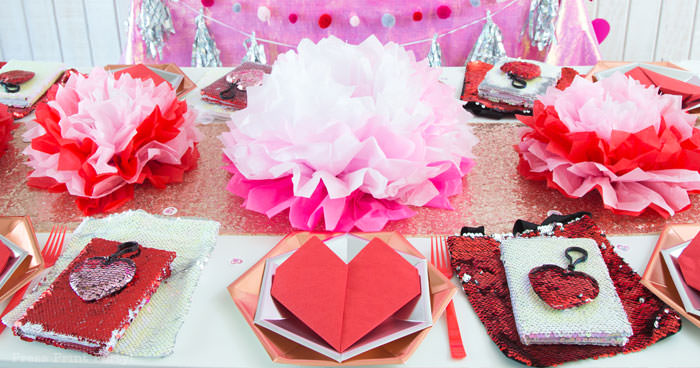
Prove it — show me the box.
[436,5,451,19]
[288,13,298,24]
[318,13,332,28]
[201,0,214,7]
[412,11,423,22]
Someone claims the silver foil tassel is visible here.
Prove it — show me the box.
[527,0,559,51]
[242,32,267,65]
[467,11,507,65]
[191,8,222,67]
[427,34,442,67]
[138,0,175,60]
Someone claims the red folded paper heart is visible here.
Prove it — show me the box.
[529,265,600,309]
[113,64,168,87]
[0,240,12,273]
[270,236,421,352]
[678,232,700,292]
[625,66,700,110]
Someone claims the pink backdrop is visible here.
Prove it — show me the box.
[125,0,601,67]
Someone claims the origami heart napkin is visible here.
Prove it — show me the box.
[270,236,421,352]
[678,232,700,292]
[0,241,11,273]
[625,66,700,109]
[114,64,167,87]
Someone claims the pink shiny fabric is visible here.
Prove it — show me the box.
[125,0,600,67]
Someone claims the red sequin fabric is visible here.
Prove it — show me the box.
[461,61,579,115]
[13,238,176,356]
[447,214,681,366]
[528,264,600,310]
[0,103,18,159]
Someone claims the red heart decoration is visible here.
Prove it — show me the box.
[69,257,136,302]
[0,70,35,85]
[270,237,421,352]
[678,232,700,292]
[528,265,599,309]
[500,61,541,80]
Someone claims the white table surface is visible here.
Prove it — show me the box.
[3,64,700,367]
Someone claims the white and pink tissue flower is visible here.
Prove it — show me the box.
[221,36,478,231]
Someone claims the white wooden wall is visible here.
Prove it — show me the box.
[0,0,698,66]
[0,0,131,67]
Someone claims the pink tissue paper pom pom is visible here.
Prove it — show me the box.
[221,36,478,231]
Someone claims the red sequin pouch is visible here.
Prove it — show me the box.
[448,212,681,367]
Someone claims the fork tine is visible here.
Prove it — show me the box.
[430,236,435,265]
[42,225,58,257]
[46,226,66,265]
[55,226,67,256]
[438,235,447,268]
[441,235,449,266]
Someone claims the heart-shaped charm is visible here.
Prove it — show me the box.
[220,69,265,100]
[528,247,600,309]
[500,61,541,80]
[225,69,264,90]
[69,241,140,302]
[0,70,35,93]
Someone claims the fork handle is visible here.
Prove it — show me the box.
[445,300,466,359]
[0,283,29,334]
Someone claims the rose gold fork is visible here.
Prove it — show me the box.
[0,225,67,333]
[430,235,466,359]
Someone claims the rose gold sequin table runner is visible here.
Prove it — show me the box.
[2,122,698,235]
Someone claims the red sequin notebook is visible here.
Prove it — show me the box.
[13,238,176,356]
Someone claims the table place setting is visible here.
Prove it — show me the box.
[229,231,455,365]
[1,211,219,358]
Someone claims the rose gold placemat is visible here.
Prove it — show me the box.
[0,216,43,301]
[584,61,683,81]
[641,223,700,328]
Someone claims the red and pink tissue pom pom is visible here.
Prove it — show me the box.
[23,69,201,215]
[516,74,700,217]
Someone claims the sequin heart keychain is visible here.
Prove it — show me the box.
[528,246,600,310]
[0,70,35,93]
[69,241,141,302]
[219,69,265,100]
[500,61,541,89]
